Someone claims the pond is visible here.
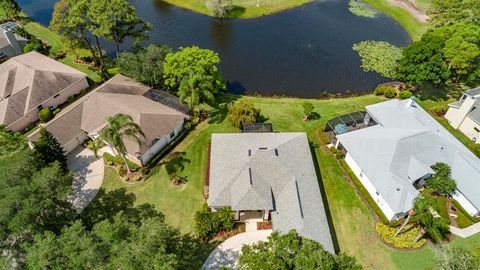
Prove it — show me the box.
[17,0,410,97]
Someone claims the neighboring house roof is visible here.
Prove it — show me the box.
[338,99,480,214]
[208,132,334,252]
[28,74,188,157]
[465,87,480,97]
[0,33,27,50]
[0,51,87,127]
[467,101,480,125]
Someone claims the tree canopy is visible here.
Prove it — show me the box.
[117,44,173,88]
[33,128,67,170]
[227,100,261,128]
[163,46,226,92]
[0,0,21,20]
[239,230,362,270]
[412,196,450,243]
[428,0,480,28]
[0,125,26,157]
[426,162,457,195]
[435,245,480,270]
[397,23,480,87]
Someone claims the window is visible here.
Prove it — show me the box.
[169,131,175,139]
[475,127,480,133]
[53,94,60,98]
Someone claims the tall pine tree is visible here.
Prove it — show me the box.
[33,128,67,170]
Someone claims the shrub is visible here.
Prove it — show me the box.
[207,0,233,18]
[384,87,397,98]
[67,95,76,104]
[399,90,413,99]
[23,39,47,54]
[374,85,387,95]
[302,102,314,118]
[103,152,140,171]
[375,222,426,248]
[52,108,61,116]
[38,107,53,123]
[227,101,261,128]
[432,106,448,116]
[194,205,235,239]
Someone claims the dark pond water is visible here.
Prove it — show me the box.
[18,0,410,97]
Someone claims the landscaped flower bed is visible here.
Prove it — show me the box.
[257,221,272,230]
[375,222,427,249]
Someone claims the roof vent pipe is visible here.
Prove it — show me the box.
[406,96,416,108]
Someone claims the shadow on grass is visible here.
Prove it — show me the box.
[80,188,163,229]
[208,93,241,124]
[176,234,220,269]
[227,6,247,18]
[309,143,341,253]
[416,85,449,101]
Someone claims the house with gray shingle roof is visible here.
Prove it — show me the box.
[207,132,335,253]
[445,87,480,143]
[0,51,88,131]
[28,74,189,165]
[337,98,480,221]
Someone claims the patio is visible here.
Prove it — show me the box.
[324,111,377,144]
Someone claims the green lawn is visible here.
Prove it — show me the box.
[362,0,429,40]
[162,0,312,18]
[99,94,480,269]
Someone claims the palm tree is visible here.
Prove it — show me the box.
[100,113,145,174]
[178,72,215,116]
[412,196,449,243]
[394,208,415,237]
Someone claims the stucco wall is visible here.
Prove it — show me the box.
[447,96,477,129]
[63,132,89,154]
[345,153,397,221]
[139,119,185,165]
[458,117,480,144]
[445,107,460,126]
[453,190,480,217]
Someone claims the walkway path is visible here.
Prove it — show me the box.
[202,230,272,270]
[450,223,480,238]
[67,147,104,212]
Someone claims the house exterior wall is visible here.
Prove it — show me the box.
[453,190,480,217]
[63,132,89,154]
[446,95,477,129]
[344,153,397,221]
[6,78,89,132]
[458,117,480,143]
[139,119,185,166]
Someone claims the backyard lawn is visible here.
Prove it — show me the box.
[162,0,311,18]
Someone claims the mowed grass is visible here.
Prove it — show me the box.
[102,94,480,269]
[161,0,312,18]
[362,0,429,40]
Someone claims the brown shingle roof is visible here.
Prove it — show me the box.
[28,74,188,157]
[0,51,87,126]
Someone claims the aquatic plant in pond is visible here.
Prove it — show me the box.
[349,0,376,18]
[353,40,403,79]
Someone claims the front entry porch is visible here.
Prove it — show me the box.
[235,210,269,232]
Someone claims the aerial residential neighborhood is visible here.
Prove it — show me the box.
[1,0,480,269]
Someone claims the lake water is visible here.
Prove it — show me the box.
[17,0,410,97]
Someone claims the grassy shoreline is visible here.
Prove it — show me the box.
[362,0,429,40]
[161,0,312,18]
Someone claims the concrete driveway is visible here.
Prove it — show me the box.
[67,147,104,212]
[203,230,272,270]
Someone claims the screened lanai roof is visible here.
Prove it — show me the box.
[325,111,374,133]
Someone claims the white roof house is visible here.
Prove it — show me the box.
[337,98,480,220]
[445,87,480,143]
[208,132,335,253]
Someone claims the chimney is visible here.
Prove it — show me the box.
[3,29,23,56]
[406,96,416,108]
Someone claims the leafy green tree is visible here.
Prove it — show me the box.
[26,214,180,269]
[435,245,480,270]
[178,72,216,115]
[23,38,47,54]
[88,0,151,56]
[194,205,234,239]
[412,196,449,243]
[397,23,480,87]
[100,113,145,174]
[227,100,260,128]
[0,125,26,157]
[428,0,480,27]
[0,152,74,265]
[50,0,105,66]
[163,46,226,92]
[33,128,67,169]
[117,44,173,88]
[302,101,314,118]
[426,162,457,195]
[0,0,21,20]
[239,230,362,269]
[352,41,402,79]
[38,107,53,123]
